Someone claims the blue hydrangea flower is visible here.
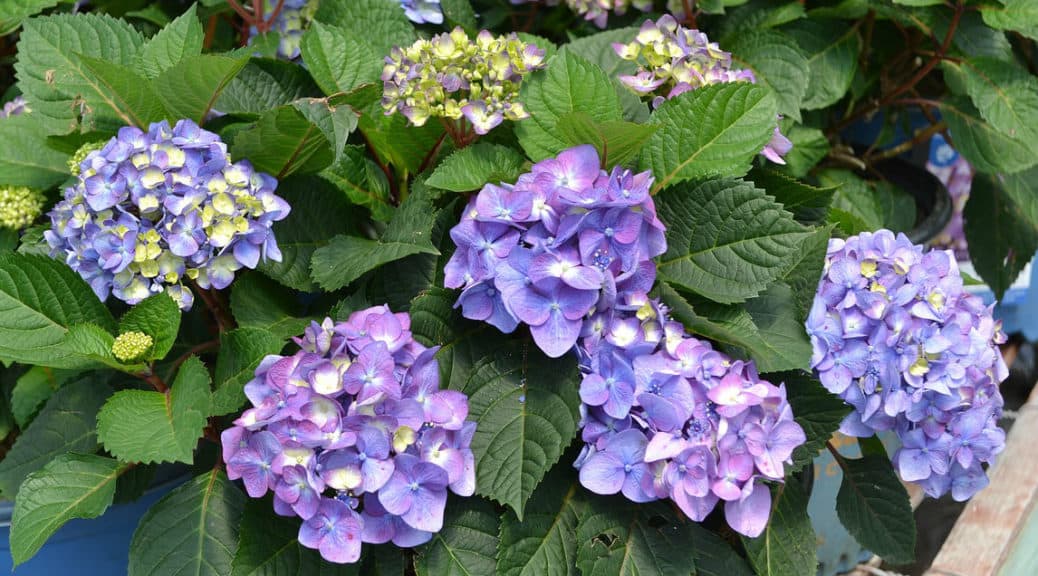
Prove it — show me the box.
[400,0,443,24]
[222,306,476,564]
[0,96,29,119]
[45,120,289,310]
[807,229,1007,501]
[248,0,317,60]
[509,0,651,28]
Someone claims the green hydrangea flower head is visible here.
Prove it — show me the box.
[0,186,45,230]
[112,331,154,362]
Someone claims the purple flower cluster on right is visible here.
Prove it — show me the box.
[807,230,1007,500]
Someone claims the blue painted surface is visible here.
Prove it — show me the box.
[0,476,184,575]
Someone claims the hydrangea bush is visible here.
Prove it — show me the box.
[0,0,1033,574]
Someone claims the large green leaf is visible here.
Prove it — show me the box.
[497,464,585,576]
[314,0,416,58]
[785,20,860,110]
[293,96,359,164]
[10,453,128,566]
[0,253,117,368]
[717,1,806,42]
[320,144,395,222]
[556,113,656,169]
[943,58,1038,145]
[426,143,527,192]
[964,170,1038,298]
[728,30,809,121]
[775,125,830,179]
[230,272,313,338]
[0,377,112,498]
[818,169,916,236]
[414,497,499,576]
[343,85,446,175]
[218,59,323,116]
[119,293,181,362]
[129,470,246,576]
[515,48,624,161]
[639,83,778,192]
[300,21,381,96]
[0,0,58,35]
[135,4,203,79]
[11,366,80,429]
[836,454,916,565]
[15,13,146,134]
[310,182,440,291]
[940,96,1037,174]
[96,356,211,464]
[741,482,817,576]
[258,173,363,291]
[750,167,835,226]
[409,289,581,517]
[575,499,700,576]
[232,105,332,179]
[980,0,1038,41]
[154,54,249,126]
[212,328,285,417]
[231,498,359,576]
[655,179,812,304]
[76,56,169,128]
[564,28,638,78]
[0,114,71,189]
[777,370,851,473]
[687,524,755,576]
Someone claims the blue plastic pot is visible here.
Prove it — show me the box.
[0,474,187,574]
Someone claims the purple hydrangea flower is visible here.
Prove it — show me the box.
[223,307,476,564]
[445,145,667,358]
[573,296,805,537]
[807,229,1007,501]
[400,0,443,24]
[45,120,289,310]
[247,0,315,60]
[509,0,651,28]
[0,96,29,119]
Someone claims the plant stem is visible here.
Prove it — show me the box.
[163,339,221,383]
[142,371,169,393]
[190,281,235,333]
[869,121,947,162]
[826,440,850,470]
[259,0,287,34]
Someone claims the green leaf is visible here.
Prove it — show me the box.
[943,58,1038,144]
[314,0,415,59]
[0,253,117,368]
[15,13,146,134]
[819,169,916,235]
[656,179,812,304]
[964,169,1038,299]
[120,293,181,361]
[776,125,830,179]
[129,470,246,576]
[741,481,817,576]
[321,145,395,221]
[232,105,332,179]
[414,497,499,576]
[0,0,58,35]
[980,0,1038,41]
[515,48,624,161]
[941,96,1037,174]
[293,96,360,163]
[212,328,285,416]
[218,58,323,116]
[564,28,638,78]
[76,56,169,128]
[136,4,203,79]
[258,174,362,291]
[687,523,755,576]
[639,84,778,192]
[426,142,527,192]
[556,113,656,169]
[836,454,916,564]
[717,1,806,42]
[311,183,441,291]
[497,464,585,576]
[750,167,835,226]
[232,498,359,576]
[575,499,700,576]
[778,370,850,473]
[380,202,460,311]
[441,0,478,33]
[301,21,381,96]
[342,85,446,175]
[409,288,581,517]
[728,30,809,121]
[63,322,142,372]
[0,377,112,498]
[11,367,80,429]
[659,282,813,373]
[96,356,211,464]
[230,272,313,338]
[10,453,128,566]
[154,54,249,126]
[785,20,860,110]
[0,115,71,189]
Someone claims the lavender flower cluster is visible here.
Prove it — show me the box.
[574,295,805,537]
[509,0,652,28]
[807,230,1007,500]
[445,145,805,535]
[223,307,475,564]
[927,136,972,260]
[0,96,29,119]
[45,120,289,310]
[444,144,666,357]
[400,0,443,24]
[614,15,792,164]
[248,0,317,60]
[381,28,546,135]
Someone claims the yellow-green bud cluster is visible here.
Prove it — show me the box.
[0,186,45,230]
[381,28,546,135]
[68,141,107,177]
[112,331,154,362]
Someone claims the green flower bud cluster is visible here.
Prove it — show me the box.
[112,331,154,362]
[381,28,547,135]
[0,186,45,230]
